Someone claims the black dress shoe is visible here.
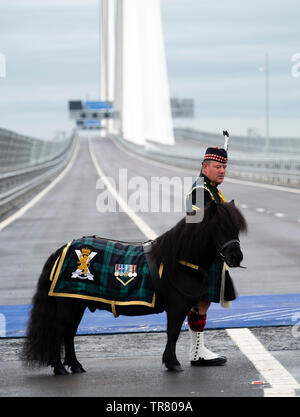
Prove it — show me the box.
[191,356,227,366]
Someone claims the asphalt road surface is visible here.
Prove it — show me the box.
[0,133,300,398]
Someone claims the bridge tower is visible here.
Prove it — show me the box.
[100,0,174,145]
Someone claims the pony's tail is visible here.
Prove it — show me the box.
[21,245,64,368]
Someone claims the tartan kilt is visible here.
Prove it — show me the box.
[199,258,223,303]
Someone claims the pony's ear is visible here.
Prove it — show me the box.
[229,200,235,206]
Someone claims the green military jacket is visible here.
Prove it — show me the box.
[186,173,226,212]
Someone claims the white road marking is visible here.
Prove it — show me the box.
[274,212,285,217]
[0,139,80,232]
[88,137,157,240]
[242,205,288,220]
[227,328,300,397]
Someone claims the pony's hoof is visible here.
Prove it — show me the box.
[162,362,184,372]
[71,365,86,374]
[54,366,69,375]
[169,364,184,372]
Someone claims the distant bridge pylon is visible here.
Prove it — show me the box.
[100,0,174,146]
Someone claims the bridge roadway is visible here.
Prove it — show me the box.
[0,133,300,398]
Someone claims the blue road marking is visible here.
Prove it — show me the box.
[0,293,300,338]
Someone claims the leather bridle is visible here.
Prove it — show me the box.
[219,239,246,268]
[219,239,241,262]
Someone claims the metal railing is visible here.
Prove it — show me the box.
[114,128,300,187]
[0,127,76,217]
[174,127,300,154]
[174,128,300,186]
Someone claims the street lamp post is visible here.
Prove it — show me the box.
[264,53,270,151]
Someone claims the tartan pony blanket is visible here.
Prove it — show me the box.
[48,236,163,317]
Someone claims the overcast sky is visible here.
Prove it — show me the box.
[0,0,299,140]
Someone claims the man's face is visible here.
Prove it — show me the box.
[202,160,227,185]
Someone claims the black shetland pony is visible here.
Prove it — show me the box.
[22,201,247,374]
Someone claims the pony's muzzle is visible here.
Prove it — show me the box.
[225,249,243,268]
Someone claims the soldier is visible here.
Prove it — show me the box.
[185,142,235,366]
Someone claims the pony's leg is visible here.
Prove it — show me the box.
[64,302,86,373]
[50,318,69,375]
[50,299,76,375]
[163,299,189,372]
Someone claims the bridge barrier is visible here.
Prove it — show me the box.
[174,127,300,154]
[114,128,300,187]
[0,127,76,218]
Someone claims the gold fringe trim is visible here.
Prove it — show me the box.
[49,256,60,282]
[178,260,199,270]
[158,262,163,278]
[49,242,72,288]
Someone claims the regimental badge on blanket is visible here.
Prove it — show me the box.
[71,248,98,280]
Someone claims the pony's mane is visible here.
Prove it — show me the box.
[151,201,247,272]
[214,201,247,235]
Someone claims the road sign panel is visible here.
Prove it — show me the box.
[85,101,113,110]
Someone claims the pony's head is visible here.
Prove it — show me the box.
[203,200,247,267]
[152,200,247,272]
